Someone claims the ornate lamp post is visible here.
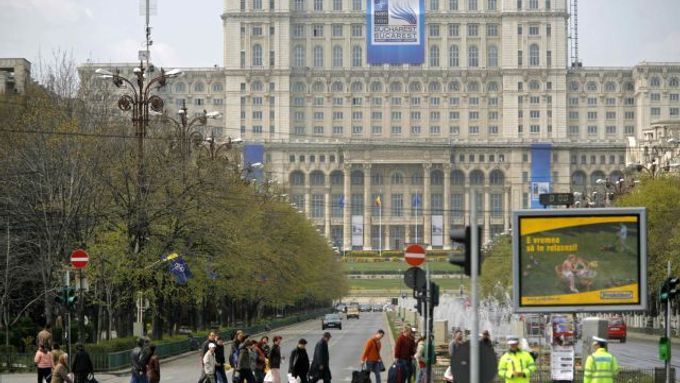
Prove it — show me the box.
[95,64,182,253]
[158,100,222,161]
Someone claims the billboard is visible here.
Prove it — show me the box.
[366,0,425,64]
[512,208,647,313]
[351,215,364,247]
[530,144,552,208]
[431,215,443,246]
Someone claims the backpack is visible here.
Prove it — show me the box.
[387,361,404,383]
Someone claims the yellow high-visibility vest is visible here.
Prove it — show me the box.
[584,348,619,383]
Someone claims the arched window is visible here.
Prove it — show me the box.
[193,82,205,92]
[468,45,479,67]
[467,81,479,92]
[290,171,305,186]
[390,81,403,92]
[331,81,344,92]
[212,83,224,92]
[351,170,364,185]
[487,45,498,68]
[293,45,305,68]
[650,77,661,88]
[352,46,362,67]
[253,44,263,66]
[470,170,484,185]
[175,82,186,92]
[312,81,325,92]
[587,81,598,91]
[449,45,459,67]
[310,171,326,186]
[251,80,264,91]
[428,81,441,92]
[489,170,505,185]
[409,81,422,92]
[332,45,343,68]
[411,172,423,185]
[529,44,539,66]
[670,77,680,88]
[292,81,306,92]
[451,170,465,185]
[330,171,344,185]
[448,81,460,92]
[571,171,586,192]
[605,81,617,92]
[313,45,324,68]
[351,81,364,92]
[487,81,499,92]
[431,170,444,185]
[370,81,383,92]
[429,45,440,67]
[590,170,606,186]
[391,172,404,184]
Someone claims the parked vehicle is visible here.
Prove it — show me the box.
[322,313,342,330]
[608,317,627,343]
[359,304,372,312]
[372,304,383,312]
[347,305,360,319]
[335,303,347,313]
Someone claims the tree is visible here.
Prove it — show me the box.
[480,234,512,299]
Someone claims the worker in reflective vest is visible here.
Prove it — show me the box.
[497,336,536,383]
[584,336,619,383]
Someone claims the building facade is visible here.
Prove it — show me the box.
[0,58,31,95]
[82,0,680,250]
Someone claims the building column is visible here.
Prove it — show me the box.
[504,187,511,232]
[343,164,351,251]
[385,225,391,250]
[423,164,432,247]
[484,187,491,243]
[304,181,311,217]
[464,186,471,226]
[363,163,372,250]
[443,164,451,249]
[324,184,331,239]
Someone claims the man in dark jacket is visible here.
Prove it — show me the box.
[394,327,416,383]
[310,332,332,383]
[130,337,150,383]
[237,340,257,383]
[269,336,283,383]
[289,339,310,383]
[71,343,93,383]
[215,336,228,383]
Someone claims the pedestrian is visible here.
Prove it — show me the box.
[254,337,268,383]
[35,343,54,383]
[50,353,73,383]
[497,336,536,383]
[360,329,384,383]
[231,331,246,369]
[260,336,271,356]
[199,332,218,383]
[310,332,332,383]
[204,342,218,383]
[269,336,283,383]
[414,336,426,383]
[394,326,416,383]
[50,344,65,373]
[215,336,228,383]
[130,337,150,383]
[146,344,160,383]
[289,339,310,383]
[37,324,53,350]
[584,337,619,383]
[448,330,464,370]
[71,343,94,383]
[237,340,257,383]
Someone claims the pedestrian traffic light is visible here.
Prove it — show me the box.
[659,336,671,361]
[429,282,440,307]
[54,287,67,305]
[448,226,482,276]
[66,287,78,310]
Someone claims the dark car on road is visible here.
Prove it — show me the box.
[372,304,383,312]
[359,304,371,312]
[322,313,342,330]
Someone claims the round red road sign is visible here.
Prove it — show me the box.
[70,249,89,269]
[404,244,426,267]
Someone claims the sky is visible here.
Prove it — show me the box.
[1,0,680,71]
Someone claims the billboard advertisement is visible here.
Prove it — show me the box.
[530,143,552,208]
[431,215,443,246]
[351,215,364,247]
[366,0,425,64]
[512,208,647,313]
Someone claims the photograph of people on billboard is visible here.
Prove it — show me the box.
[515,211,645,311]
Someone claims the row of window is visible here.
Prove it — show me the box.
[290,0,363,11]
[289,169,507,186]
[288,110,505,121]
[173,98,224,107]
[288,79,501,93]
[292,24,363,38]
[284,0,551,12]
[288,95,501,106]
[170,82,223,93]
[289,125,508,136]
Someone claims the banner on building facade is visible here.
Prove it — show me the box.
[512,208,647,313]
[366,0,425,64]
[431,215,443,246]
[243,144,265,183]
[530,143,552,208]
[351,215,364,247]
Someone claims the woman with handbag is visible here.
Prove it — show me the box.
[71,343,94,383]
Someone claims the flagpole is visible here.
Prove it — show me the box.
[379,194,382,257]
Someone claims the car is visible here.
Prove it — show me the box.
[347,306,360,319]
[372,304,383,312]
[335,304,347,313]
[178,325,192,335]
[359,304,372,312]
[322,314,342,330]
[608,317,627,343]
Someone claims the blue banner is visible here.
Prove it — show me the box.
[243,144,265,182]
[530,144,552,208]
[367,0,425,64]
[169,256,192,285]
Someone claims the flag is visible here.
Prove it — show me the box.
[412,194,422,208]
[375,195,382,207]
[338,195,345,208]
[168,256,192,285]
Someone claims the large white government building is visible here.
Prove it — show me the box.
[88,0,680,250]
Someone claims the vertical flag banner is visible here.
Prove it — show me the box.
[367,0,425,64]
[168,256,192,285]
[432,215,443,246]
[351,215,364,247]
[243,144,265,183]
[530,143,552,208]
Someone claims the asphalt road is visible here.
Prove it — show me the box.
[3,312,393,383]
[607,334,680,378]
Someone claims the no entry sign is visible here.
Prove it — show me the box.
[70,249,89,269]
[404,244,426,267]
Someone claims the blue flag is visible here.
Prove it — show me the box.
[412,194,422,208]
[338,195,345,208]
[169,256,192,285]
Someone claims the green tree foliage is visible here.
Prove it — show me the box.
[480,234,513,299]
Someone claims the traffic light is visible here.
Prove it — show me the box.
[448,226,482,276]
[659,336,671,361]
[415,299,423,316]
[430,282,440,307]
[660,277,679,303]
[66,287,78,310]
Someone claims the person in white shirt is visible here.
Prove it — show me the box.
[203,342,217,383]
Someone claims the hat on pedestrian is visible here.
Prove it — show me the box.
[592,336,607,346]
[209,343,217,349]
[506,336,519,345]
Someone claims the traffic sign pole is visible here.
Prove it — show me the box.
[471,193,479,383]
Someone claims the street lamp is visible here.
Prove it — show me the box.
[157,100,221,160]
[96,64,182,253]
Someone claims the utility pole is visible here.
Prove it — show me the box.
[665,261,671,383]
[470,193,480,383]
[64,269,72,359]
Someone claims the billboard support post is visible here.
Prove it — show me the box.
[470,193,479,383]
[665,260,671,383]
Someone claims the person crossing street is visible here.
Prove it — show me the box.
[360,329,385,383]
[584,337,619,383]
[497,336,536,383]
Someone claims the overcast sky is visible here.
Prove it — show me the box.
[1,0,680,72]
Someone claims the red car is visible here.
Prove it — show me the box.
[608,317,627,343]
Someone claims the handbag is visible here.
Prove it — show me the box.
[87,373,100,383]
[377,361,386,372]
[264,370,274,383]
[443,366,454,383]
